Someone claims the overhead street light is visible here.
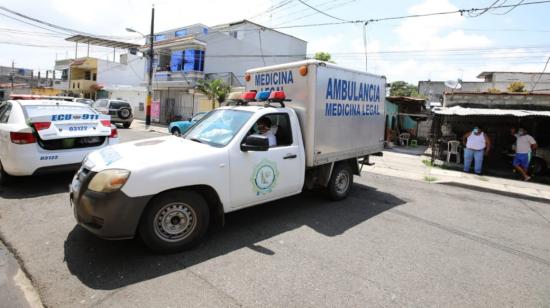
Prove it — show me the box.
[126,27,145,37]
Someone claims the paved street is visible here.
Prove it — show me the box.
[0,128,549,307]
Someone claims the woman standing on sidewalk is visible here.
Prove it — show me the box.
[462,126,491,175]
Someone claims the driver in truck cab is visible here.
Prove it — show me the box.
[257,117,277,147]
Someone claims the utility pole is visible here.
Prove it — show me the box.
[145,5,155,126]
[11,61,14,92]
[363,21,368,72]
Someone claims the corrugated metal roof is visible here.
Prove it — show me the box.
[433,106,550,117]
[386,96,426,104]
[66,35,140,49]
[443,91,550,96]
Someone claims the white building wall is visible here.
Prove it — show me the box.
[96,54,146,88]
[203,23,307,83]
[107,87,147,120]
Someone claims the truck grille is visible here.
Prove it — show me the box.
[77,167,91,182]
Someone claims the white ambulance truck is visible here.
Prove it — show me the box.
[70,60,386,252]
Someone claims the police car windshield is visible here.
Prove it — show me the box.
[23,104,96,120]
[185,109,252,147]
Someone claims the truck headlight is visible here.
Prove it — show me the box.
[88,169,130,193]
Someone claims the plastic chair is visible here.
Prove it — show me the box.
[446,140,461,164]
[399,133,410,146]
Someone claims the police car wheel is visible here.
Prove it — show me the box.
[171,127,181,136]
[327,163,353,201]
[0,160,12,186]
[139,190,210,253]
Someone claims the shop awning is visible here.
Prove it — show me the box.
[433,106,550,117]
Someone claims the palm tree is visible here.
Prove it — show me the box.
[196,79,231,110]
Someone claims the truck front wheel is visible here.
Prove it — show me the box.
[139,190,210,253]
[327,163,353,201]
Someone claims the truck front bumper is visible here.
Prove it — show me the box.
[69,168,152,239]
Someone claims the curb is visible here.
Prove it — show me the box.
[365,151,550,203]
[0,234,43,308]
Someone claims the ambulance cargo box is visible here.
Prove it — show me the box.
[245,60,386,167]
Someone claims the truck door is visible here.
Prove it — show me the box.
[229,112,304,209]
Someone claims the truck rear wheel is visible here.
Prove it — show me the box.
[327,163,353,201]
[139,190,210,253]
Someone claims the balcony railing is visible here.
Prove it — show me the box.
[70,79,97,91]
[154,71,204,82]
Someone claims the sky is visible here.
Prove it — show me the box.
[0,0,549,84]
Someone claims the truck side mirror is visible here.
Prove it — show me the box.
[241,134,269,152]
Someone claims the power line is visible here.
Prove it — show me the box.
[296,0,351,22]
[530,56,550,92]
[220,1,550,32]
[467,0,504,17]
[272,0,356,27]
[3,0,547,44]
[0,40,72,48]
[248,0,294,20]
[0,11,70,35]
[363,0,550,23]
[0,6,139,40]
[490,0,526,14]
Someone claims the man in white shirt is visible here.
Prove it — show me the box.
[257,117,277,147]
[511,127,537,181]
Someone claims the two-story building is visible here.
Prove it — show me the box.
[143,19,307,123]
[53,36,146,116]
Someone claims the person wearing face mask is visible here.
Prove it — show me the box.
[511,127,537,181]
[462,126,491,175]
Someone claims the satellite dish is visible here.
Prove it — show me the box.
[444,79,462,89]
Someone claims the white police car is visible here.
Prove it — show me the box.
[0,95,119,184]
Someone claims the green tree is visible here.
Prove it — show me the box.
[314,52,335,63]
[196,79,231,110]
[507,81,525,92]
[389,81,420,97]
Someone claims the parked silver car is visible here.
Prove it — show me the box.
[93,99,133,128]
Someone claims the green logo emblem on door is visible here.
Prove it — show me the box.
[251,159,279,195]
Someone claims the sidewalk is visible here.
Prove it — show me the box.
[365,151,550,202]
[130,119,169,135]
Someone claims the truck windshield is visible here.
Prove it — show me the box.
[185,109,252,147]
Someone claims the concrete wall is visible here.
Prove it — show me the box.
[419,74,550,102]
[96,54,146,88]
[444,93,550,109]
[489,72,550,83]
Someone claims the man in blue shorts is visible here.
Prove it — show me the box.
[511,127,537,181]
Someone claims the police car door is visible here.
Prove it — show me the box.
[229,112,303,209]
